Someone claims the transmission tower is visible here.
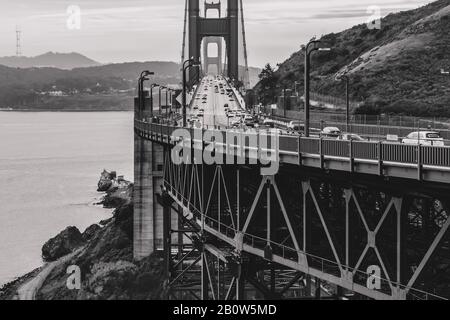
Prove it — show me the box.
[16,25,22,57]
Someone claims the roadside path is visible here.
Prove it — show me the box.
[15,249,82,300]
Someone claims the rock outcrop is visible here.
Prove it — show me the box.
[42,227,85,262]
[97,170,116,192]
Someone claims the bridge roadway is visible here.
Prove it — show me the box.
[188,75,244,128]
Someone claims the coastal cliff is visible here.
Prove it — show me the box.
[0,171,165,300]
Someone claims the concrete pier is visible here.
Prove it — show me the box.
[133,133,165,260]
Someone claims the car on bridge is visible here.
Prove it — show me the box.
[244,115,256,127]
[321,127,342,138]
[287,121,301,130]
[402,131,445,146]
[262,119,276,128]
[287,121,304,132]
[231,119,242,127]
[337,133,365,141]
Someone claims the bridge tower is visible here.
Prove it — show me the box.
[202,1,223,75]
[188,0,239,83]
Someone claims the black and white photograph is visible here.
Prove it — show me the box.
[0,0,450,308]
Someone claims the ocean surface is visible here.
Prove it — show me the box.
[0,112,134,287]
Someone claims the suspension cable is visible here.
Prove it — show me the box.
[181,0,188,70]
[239,0,251,89]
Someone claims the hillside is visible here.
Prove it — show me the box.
[255,0,450,117]
[0,52,101,70]
[0,61,181,111]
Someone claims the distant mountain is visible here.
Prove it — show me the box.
[0,52,101,70]
[255,0,450,117]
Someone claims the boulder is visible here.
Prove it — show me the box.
[97,170,116,192]
[82,224,102,242]
[42,226,85,262]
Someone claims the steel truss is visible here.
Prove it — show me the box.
[160,147,450,300]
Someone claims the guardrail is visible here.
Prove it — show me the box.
[135,120,450,177]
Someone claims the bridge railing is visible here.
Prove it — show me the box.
[135,120,450,169]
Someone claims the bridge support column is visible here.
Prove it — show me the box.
[133,133,164,260]
[201,249,211,300]
[163,204,172,281]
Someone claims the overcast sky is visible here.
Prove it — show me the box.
[0,0,433,67]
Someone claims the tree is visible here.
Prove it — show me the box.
[257,64,278,105]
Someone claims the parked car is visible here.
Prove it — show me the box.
[402,131,445,146]
[321,127,341,138]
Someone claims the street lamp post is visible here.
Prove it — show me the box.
[165,87,169,118]
[304,40,330,137]
[150,83,158,119]
[182,59,201,127]
[294,81,301,97]
[166,88,172,120]
[335,74,350,132]
[158,86,163,116]
[138,70,154,119]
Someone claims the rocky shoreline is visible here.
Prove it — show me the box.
[0,170,165,300]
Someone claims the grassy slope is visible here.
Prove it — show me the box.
[257,0,450,117]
